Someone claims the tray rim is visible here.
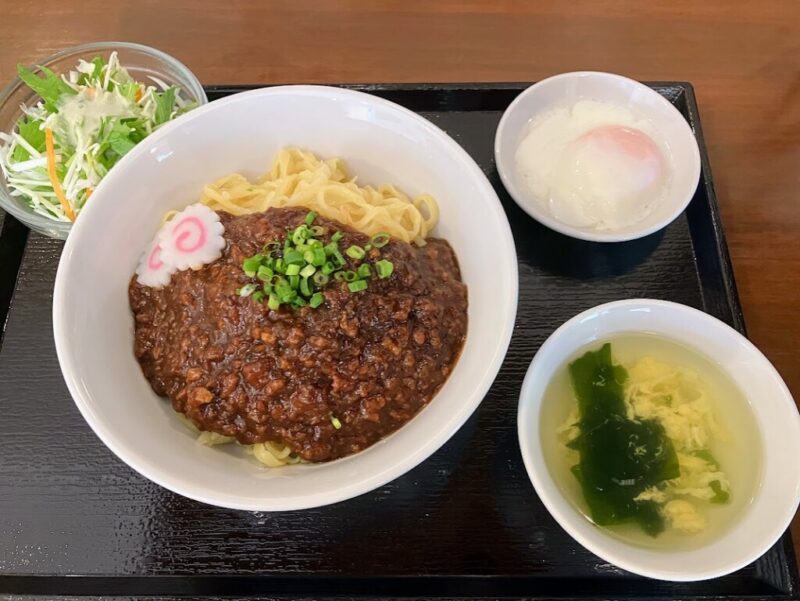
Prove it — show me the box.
[0,81,795,600]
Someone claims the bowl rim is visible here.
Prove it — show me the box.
[494,71,701,243]
[517,298,800,580]
[53,84,519,511]
[0,40,208,237]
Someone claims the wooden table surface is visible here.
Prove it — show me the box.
[2,0,798,577]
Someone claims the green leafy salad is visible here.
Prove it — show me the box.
[0,52,194,222]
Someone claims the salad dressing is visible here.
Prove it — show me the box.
[56,89,134,146]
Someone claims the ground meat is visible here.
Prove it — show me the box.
[129,207,468,462]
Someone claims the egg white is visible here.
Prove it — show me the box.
[515,100,673,230]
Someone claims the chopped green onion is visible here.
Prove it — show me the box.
[284,249,304,265]
[331,250,346,268]
[348,280,368,293]
[242,255,263,277]
[311,247,326,266]
[257,265,273,281]
[375,259,394,279]
[263,241,281,255]
[330,415,342,429]
[239,212,378,309]
[309,292,325,308]
[370,233,391,248]
[291,228,307,245]
[238,283,258,297]
[346,245,366,260]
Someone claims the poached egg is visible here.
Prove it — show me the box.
[515,100,672,230]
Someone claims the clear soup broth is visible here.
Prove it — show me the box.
[539,333,762,550]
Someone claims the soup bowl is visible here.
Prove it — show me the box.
[517,299,800,581]
[53,85,518,511]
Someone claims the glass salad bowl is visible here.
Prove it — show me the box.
[0,41,207,239]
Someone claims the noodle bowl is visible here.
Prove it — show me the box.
[54,84,517,510]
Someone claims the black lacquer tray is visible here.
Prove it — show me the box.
[0,83,796,601]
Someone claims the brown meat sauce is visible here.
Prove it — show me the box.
[129,207,467,462]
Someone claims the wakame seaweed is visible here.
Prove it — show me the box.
[568,343,680,536]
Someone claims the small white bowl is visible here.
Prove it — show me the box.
[53,85,518,511]
[495,72,701,242]
[517,299,800,581]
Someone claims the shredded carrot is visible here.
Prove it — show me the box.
[44,128,76,222]
[135,87,142,102]
[85,188,93,200]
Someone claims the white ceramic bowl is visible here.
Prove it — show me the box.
[495,72,701,242]
[518,299,800,581]
[54,85,518,511]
